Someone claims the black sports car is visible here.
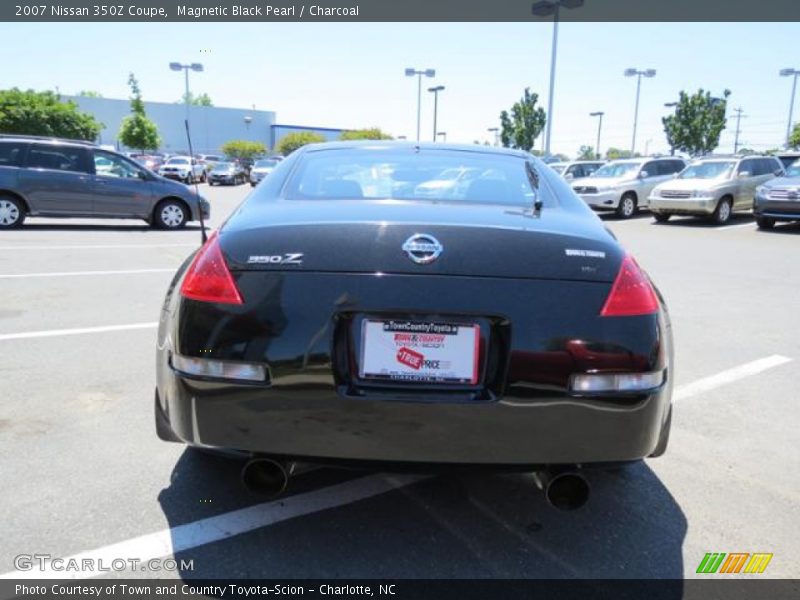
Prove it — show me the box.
[156,142,674,508]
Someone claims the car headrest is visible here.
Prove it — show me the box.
[465,178,513,203]
[319,179,364,199]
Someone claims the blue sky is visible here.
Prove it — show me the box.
[3,22,799,155]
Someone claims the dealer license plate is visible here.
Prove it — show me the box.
[359,320,480,384]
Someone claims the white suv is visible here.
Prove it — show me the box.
[571,157,686,218]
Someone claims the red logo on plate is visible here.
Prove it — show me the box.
[397,347,424,370]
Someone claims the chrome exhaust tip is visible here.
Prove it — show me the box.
[241,458,291,497]
[533,469,590,511]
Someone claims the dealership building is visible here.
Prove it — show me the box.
[64,95,346,154]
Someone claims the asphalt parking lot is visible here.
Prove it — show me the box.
[1,183,798,581]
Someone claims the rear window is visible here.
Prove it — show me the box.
[0,142,25,167]
[282,148,549,207]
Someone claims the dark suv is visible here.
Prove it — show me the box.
[0,136,209,229]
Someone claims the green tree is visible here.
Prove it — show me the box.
[0,88,102,140]
[221,140,267,160]
[179,91,213,106]
[77,90,103,98]
[662,89,730,156]
[118,73,160,152]
[788,122,800,150]
[737,148,756,156]
[577,145,595,160]
[276,131,326,155]
[339,128,393,141]
[499,88,547,152]
[606,147,634,160]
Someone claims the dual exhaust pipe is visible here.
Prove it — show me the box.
[241,458,590,511]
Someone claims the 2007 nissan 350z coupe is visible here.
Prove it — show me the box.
[155,142,674,509]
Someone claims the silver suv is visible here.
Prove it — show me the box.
[649,155,784,224]
[571,157,686,218]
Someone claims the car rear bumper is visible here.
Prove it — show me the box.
[649,197,716,214]
[156,375,671,465]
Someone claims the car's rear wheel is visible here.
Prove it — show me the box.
[712,197,732,225]
[154,199,188,229]
[0,196,25,228]
[756,216,776,230]
[653,212,671,223]
[616,193,637,219]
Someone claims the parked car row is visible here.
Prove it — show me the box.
[560,153,798,228]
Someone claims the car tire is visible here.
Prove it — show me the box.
[154,199,188,229]
[712,197,732,225]
[251,182,256,187]
[616,193,637,219]
[756,216,775,230]
[653,212,671,223]
[0,195,25,228]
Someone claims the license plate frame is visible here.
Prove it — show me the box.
[358,319,481,385]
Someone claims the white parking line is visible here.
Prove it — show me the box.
[0,268,175,279]
[0,323,158,342]
[0,243,197,251]
[717,221,756,230]
[673,355,792,401]
[0,474,425,580]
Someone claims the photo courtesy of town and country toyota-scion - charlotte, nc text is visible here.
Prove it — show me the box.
[16,3,360,18]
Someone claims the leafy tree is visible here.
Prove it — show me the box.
[221,140,267,160]
[118,73,160,152]
[499,88,547,152]
[662,89,730,157]
[179,91,213,106]
[0,88,102,140]
[276,131,326,155]
[339,128,393,141]
[605,147,639,160]
[737,148,756,156]
[77,90,103,98]
[552,153,569,162]
[577,145,595,160]
[788,123,800,150]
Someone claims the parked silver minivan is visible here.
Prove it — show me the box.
[649,155,784,224]
[571,157,686,218]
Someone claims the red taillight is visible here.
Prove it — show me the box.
[600,255,659,317]
[180,232,243,305]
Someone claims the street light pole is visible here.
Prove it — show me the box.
[488,127,500,146]
[405,68,436,142]
[664,102,678,155]
[780,68,799,146]
[624,67,656,155]
[428,85,445,142]
[589,111,604,159]
[532,0,585,158]
[170,61,204,134]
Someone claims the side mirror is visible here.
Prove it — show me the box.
[564,173,575,181]
[639,170,649,179]
[774,169,784,176]
[672,172,679,178]
[738,171,751,178]
[137,170,148,180]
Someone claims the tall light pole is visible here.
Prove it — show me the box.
[780,68,799,147]
[169,62,204,127]
[589,111,604,159]
[532,0,585,158]
[663,102,678,155]
[732,107,745,154]
[428,85,445,142]
[624,67,656,155]
[405,68,435,142]
[487,127,500,146]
